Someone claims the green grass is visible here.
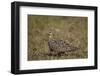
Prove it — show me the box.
[28,15,88,61]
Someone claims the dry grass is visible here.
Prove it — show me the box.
[28,15,88,61]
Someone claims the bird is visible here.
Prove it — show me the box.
[48,32,78,56]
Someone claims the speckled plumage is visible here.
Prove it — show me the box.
[47,32,78,56]
[48,39,78,53]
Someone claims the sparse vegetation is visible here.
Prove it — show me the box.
[28,15,88,61]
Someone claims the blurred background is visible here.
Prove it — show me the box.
[28,15,88,60]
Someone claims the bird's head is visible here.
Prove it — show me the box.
[48,32,53,39]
